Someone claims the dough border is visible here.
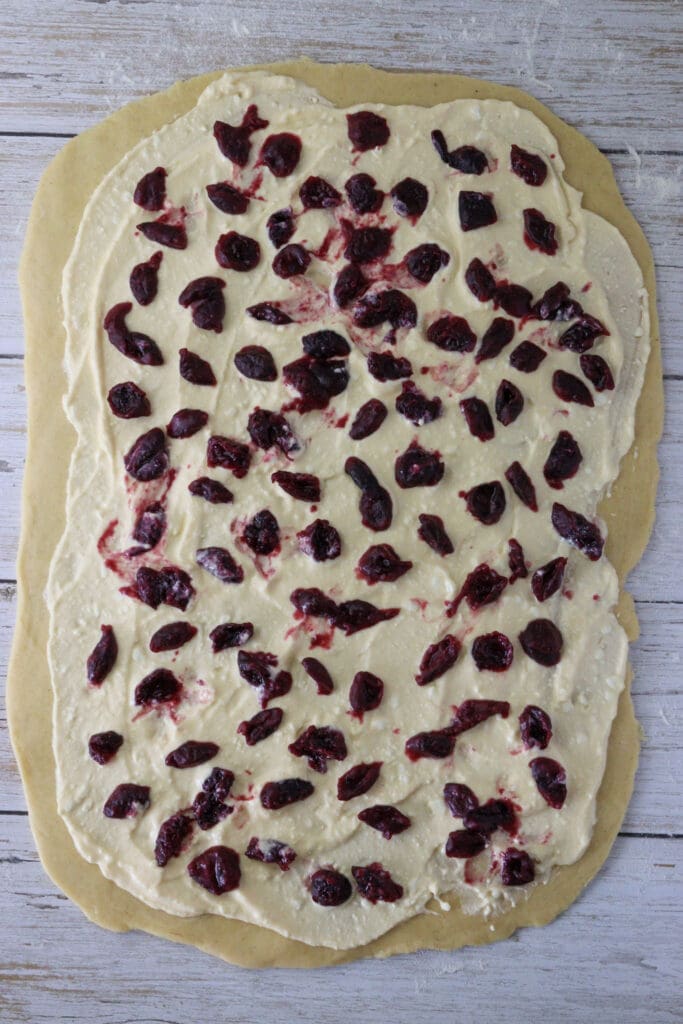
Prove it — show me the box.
[9,60,662,968]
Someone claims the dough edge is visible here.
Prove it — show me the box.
[9,59,663,968]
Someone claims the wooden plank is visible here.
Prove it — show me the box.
[0,0,681,152]
[1,581,681,833]
[0,818,679,1023]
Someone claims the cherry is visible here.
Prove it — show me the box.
[345,172,384,213]
[288,725,347,773]
[271,471,320,502]
[137,220,187,249]
[283,355,349,411]
[210,621,254,652]
[443,782,479,818]
[544,430,582,489]
[394,443,444,489]
[344,225,393,264]
[273,243,311,278]
[349,671,384,714]
[449,563,508,613]
[192,791,232,832]
[500,847,535,886]
[464,480,506,524]
[347,111,390,151]
[460,396,494,441]
[150,621,197,652]
[248,409,299,454]
[243,509,280,556]
[463,798,517,836]
[532,281,580,321]
[201,767,235,802]
[104,303,163,366]
[103,783,150,819]
[107,381,151,419]
[196,546,244,584]
[206,181,250,215]
[167,408,208,439]
[334,599,399,635]
[552,502,604,560]
[510,144,547,186]
[123,428,168,482]
[352,863,403,903]
[207,435,251,477]
[505,461,538,511]
[259,133,302,177]
[559,314,608,353]
[349,398,387,440]
[179,348,216,386]
[178,276,226,332]
[245,837,296,871]
[337,762,382,801]
[509,340,546,373]
[451,699,510,736]
[495,379,524,425]
[530,756,567,808]
[130,251,162,306]
[302,329,350,359]
[519,619,563,666]
[523,208,558,255]
[426,314,476,353]
[508,537,528,581]
[358,805,411,839]
[391,177,428,219]
[459,191,497,231]
[87,625,118,685]
[187,846,241,894]
[310,868,352,906]
[301,657,334,695]
[552,369,594,406]
[297,519,341,561]
[189,476,233,504]
[290,588,338,620]
[417,513,454,555]
[449,146,489,176]
[405,729,455,761]
[215,231,260,272]
[367,351,413,382]
[266,208,295,248]
[580,353,614,391]
[237,651,291,707]
[471,631,513,671]
[353,289,417,331]
[234,345,277,381]
[465,258,496,302]
[155,813,193,868]
[134,667,181,707]
[134,567,194,611]
[333,264,369,308]
[405,243,450,283]
[345,456,393,531]
[445,830,487,858]
[165,740,219,769]
[237,707,284,746]
[395,381,442,425]
[299,176,342,209]
[415,635,460,686]
[476,317,515,363]
[133,166,166,210]
[519,705,553,750]
[495,283,533,318]
[357,544,411,583]
[88,730,123,765]
[213,104,268,166]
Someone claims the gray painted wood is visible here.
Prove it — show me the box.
[1,0,681,1019]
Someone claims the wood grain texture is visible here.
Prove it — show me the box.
[1,0,681,1018]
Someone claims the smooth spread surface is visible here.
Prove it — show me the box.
[47,70,649,950]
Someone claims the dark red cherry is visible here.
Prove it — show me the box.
[107,381,151,419]
[130,251,162,305]
[261,778,314,810]
[523,208,558,255]
[394,443,444,488]
[187,846,241,894]
[297,519,341,562]
[358,544,411,583]
[459,191,497,231]
[509,340,546,373]
[445,830,487,858]
[552,502,604,560]
[415,635,460,686]
[245,836,296,871]
[288,725,347,773]
[213,104,268,166]
[137,220,187,249]
[234,345,277,381]
[165,740,219,769]
[465,258,496,302]
[247,302,293,324]
[344,172,384,213]
[301,656,334,695]
[352,863,403,903]
[417,513,454,555]
[337,762,382,801]
[87,624,118,684]
[302,329,350,359]
[426,314,476,353]
[248,409,299,454]
[150,621,197,652]
[333,263,368,308]
[349,672,384,715]
[237,707,283,746]
[290,587,338,620]
[210,621,254,652]
[333,600,399,635]
[559,314,608,353]
[443,782,479,818]
[299,176,342,209]
[460,397,494,441]
[405,243,450,283]
[580,353,615,391]
[282,355,349,412]
[179,348,216,386]
[271,470,320,502]
[104,302,163,365]
[123,428,168,481]
[154,814,193,868]
[347,111,390,151]
[133,166,166,210]
[449,145,489,174]
[519,619,563,666]
[206,181,250,215]
[129,495,163,546]
[215,231,260,272]
[196,546,244,584]
[367,350,413,382]
[178,276,226,332]
[353,289,417,331]
[530,756,567,808]
[310,868,352,906]
[88,730,123,765]
[207,435,251,477]
[391,177,428,219]
[266,207,295,248]
[464,480,506,524]
[544,430,582,488]
[405,729,455,761]
[495,283,533,318]
[395,381,442,425]
[259,133,302,177]
[345,456,393,531]
[463,798,517,836]
[471,631,513,671]
[519,705,553,750]
[167,408,208,438]
[552,369,594,406]
[452,563,508,613]
[349,398,387,440]
[505,461,538,511]
[272,243,311,278]
[508,537,528,582]
[237,651,291,707]
[531,557,567,601]
[134,567,194,611]
[500,847,535,885]
[103,783,150,819]
[243,509,280,556]
[344,225,393,264]
[358,804,411,839]
[476,317,515,363]
[510,144,547,186]
[532,281,576,320]
[495,379,524,425]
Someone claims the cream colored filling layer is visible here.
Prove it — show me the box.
[49,71,649,950]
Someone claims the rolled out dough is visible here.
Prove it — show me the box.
[9,60,662,967]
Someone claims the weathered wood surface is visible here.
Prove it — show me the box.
[1,0,681,1020]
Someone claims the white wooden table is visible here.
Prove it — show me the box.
[1,2,681,1020]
